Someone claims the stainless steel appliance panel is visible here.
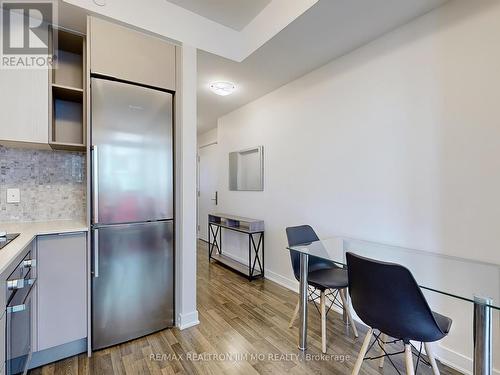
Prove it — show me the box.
[6,288,33,375]
[92,221,174,350]
[6,255,35,375]
[91,78,173,225]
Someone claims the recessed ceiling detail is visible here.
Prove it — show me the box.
[62,0,319,62]
[197,0,448,133]
[166,0,271,31]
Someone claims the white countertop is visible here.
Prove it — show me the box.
[0,220,88,276]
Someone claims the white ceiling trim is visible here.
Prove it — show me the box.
[241,0,318,57]
[62,0,318,62]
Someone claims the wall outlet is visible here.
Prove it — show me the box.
[6,188,20,204]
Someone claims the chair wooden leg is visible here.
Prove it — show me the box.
[321,290,327,353]
[339,289,358,338]
[289,298,300,328]
[352,328,372,375]
[378,333,387,368]
[424,342,440,375]
[404,344,415,375]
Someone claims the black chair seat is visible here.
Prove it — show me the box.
[432,311,452,334]
[347,252,452,344]
[308,268,349,290]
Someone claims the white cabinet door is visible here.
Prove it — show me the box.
[0,68,49,145]
[89,17,176,91]
[37,232,87,351]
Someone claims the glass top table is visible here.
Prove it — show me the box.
[287,236,499,374]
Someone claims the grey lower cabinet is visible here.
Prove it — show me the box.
[30,232,87,368]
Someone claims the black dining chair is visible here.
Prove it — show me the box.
[286,225,358,353]
[346,252,452,375]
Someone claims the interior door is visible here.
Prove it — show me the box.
[198,143,218,241]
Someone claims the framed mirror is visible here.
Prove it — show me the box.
[229,146,264,191]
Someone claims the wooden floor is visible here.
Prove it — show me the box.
[30,240,460,375]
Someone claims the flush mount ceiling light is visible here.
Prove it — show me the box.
[209,81,236,96]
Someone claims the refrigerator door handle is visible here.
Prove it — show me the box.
[94,229,99,278]
[92,145,99,223]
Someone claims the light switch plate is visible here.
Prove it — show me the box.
[6,188,20,203]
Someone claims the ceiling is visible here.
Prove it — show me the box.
[197,0,448,134]
[62,0,318,61]
[166,0,271,31]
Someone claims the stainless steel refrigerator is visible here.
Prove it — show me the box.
[90,77,174,350]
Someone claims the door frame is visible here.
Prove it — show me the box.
[197,141,218,240]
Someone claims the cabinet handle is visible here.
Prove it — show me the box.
[22,259,36,268]
[7,279,25,290]
[7,278,35,290]
[93,145,99,223]
[94,229,99,278]
[7,304,26,314]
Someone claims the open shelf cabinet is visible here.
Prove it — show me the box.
[49,28,86,151]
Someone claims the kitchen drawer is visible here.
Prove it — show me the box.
[36,232,87,351]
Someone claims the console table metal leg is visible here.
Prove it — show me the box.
[299,252,309,351]
[262,232,265,277]
[208,223,211,260]
[473,296,492,375]
[219,226,222,255]
[248,234,252,280]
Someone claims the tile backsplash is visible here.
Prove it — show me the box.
[0,146,86,222]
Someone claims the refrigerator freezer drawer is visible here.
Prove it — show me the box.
[92,221,174,350]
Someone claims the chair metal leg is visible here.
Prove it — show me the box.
[424,343,440,375]
[339,289,358,338]
[405,344,415,375]
[379,333,387,368]
[321,290,327,353]
[289,299,300,328]
[352,328,372,375]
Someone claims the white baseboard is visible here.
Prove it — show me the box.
[221,251,299,292]
[176,310,200,330]
[264,268,298,293]
[434,343,500,375]
[215,251,247,264]
[434,344,473,375]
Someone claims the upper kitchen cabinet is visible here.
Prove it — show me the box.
[89,17,176,91]
[49,28,86,151]
[0,68,49,146]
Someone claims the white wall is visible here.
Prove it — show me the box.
[212,0,500,372]
[198,128,218,148]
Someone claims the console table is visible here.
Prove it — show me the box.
[208,213,264,280]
